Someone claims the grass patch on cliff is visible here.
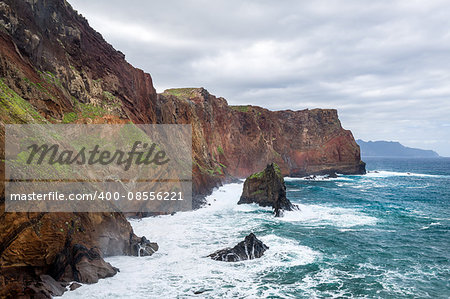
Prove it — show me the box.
[72,99,108,120]
[102,91,120,105]
[38,70,63,89]
[10,149,73,180]
[273,163,282,176]
[163,88,199,100]
[249,170,264,179]
[0,79,46,123]
[102,91,123,112]
[217,145,224,155]
[62,112,78,123]
[251,190,265,196]
[230,105,249,113]
[59,98,109,123]
[194,160,224,176]
[248,163,282,179]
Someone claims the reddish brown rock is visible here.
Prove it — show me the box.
[0,0,365,199]
[157,88,365,197]
[0,0,365,297]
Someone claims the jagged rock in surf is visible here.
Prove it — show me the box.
[238,163,295,216]
[132,236,159,257]
[69,282,82,291]
[208,233,268,262]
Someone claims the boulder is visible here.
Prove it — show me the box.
[51,243,119,284]
[25,275,67,298]
[208,233,268,262]
[238,163,295,216]
[132,236,159,257]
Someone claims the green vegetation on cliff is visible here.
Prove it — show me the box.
[163,88,200,100]
[0,79,46,123]
[230,105,249,113]
[249,162,282,179]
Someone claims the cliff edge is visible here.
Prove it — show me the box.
[0,0,364,297]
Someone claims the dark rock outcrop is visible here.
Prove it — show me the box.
[69,282,82,291]
[25,275,68,298]
[238,163,294,216]
[132,236,159,257]
[51,243,119,284]
[208,233,268,262]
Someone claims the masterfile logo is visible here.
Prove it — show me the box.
[5,124,192,213]
[25,141,170,170]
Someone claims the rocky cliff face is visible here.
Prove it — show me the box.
[158,88,365,197]
[0,0,365,197]
[0,0,365,297]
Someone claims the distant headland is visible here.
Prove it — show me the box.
[357,139,440,158]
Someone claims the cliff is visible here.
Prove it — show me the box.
[0,0,365,296]
[0,0,365,197]
[158,88,365,197]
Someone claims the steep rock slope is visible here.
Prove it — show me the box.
[0,0,365,296]
[0,0,364,197]
[158,88,365,197]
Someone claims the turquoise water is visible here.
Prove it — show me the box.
[64,158,450,298]
[281,157,450,298]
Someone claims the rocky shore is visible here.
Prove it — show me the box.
[0,0,365,297]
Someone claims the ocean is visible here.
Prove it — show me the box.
[62,157,450,298]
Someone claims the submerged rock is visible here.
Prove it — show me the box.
[238,163,295,216]
[208,233,269,262]
[193,288,212,295]
[327,172,339,178]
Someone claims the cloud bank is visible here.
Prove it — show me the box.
[70,0,450,156]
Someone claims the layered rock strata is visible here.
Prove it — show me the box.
[0,0,365,297]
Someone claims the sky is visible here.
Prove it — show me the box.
[69,0,450,156]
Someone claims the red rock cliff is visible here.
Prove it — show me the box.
[0,0,364,196]
[0,0,364,296]
[157,88,365,196]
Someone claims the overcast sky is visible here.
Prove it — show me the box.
[70,0,450,156]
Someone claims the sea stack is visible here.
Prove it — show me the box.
[238,163,294,216]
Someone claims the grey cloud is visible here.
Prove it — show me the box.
[70,0,450,156]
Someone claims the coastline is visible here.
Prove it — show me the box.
[61,158,450,297]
